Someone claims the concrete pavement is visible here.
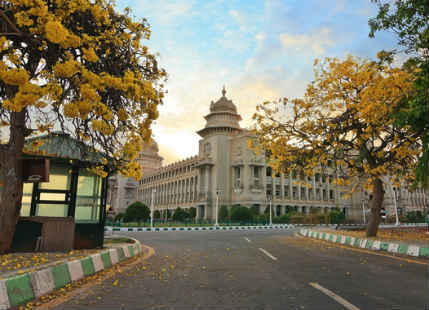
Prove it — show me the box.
[53,228,428,310]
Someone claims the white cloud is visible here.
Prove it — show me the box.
[279,27,334,56]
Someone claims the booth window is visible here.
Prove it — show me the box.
[20,183,33,216]
[75,168,102,223]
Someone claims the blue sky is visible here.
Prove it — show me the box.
[117,0,399,164]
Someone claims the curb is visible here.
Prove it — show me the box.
[105,224,296,232]
[299,228,429,259]
[105,223,426,232]
[0,239,144,310]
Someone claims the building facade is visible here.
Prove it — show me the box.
[137,88,367,220]
[107,140,163,214]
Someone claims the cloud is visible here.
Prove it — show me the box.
[279,27,334,56]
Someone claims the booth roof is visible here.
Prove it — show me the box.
[24,132,105,164]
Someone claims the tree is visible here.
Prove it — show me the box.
[0,0,166,252]
[219,205,229,220]
[153,210,161,220]
[253,55,419,237]
[172,207,189,222]
[124,202,150,223]
[188,207,196,219]
[369,0,429,187]
[230,206,253,223]
[114,212,125,222]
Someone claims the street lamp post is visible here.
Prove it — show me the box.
[392,186,400,226]
[266,194,272,226]
[215,188,223,227]
[150,188,156,229]
[362,199,366,225]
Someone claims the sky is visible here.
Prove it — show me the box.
[117,0,400,164]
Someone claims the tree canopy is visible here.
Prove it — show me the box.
[252,55,419,236]
[369,0,429,187]
[124,202,150,223]
[0,0,166,252]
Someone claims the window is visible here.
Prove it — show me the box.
[315,173,320,182]
[234,167,241,188]
[300,187,306,200]
[284,186,289,197]
[329,189,334,200]
[292,186,298,200]
[253,166,260,178]
[322,174,327,183]
[292,170,297,179]
[75,168,102,223]
[266,167,272,177]
[275,185,281,197]
[323,189,327,200]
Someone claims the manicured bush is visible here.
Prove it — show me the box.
[124,202,150,222]
[329,209,345,224]
[153,210,161,219]
[172,207,190,221]
[188,207,197,219]
[219,205,229,220]
[114,212,125,222]
[405,211,425,223]
[230,206,253,222]
[273,214,290,224]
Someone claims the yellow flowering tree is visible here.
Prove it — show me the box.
[253,55,420,237]
[0,0,166,253]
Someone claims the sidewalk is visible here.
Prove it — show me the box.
[0,238,144,310]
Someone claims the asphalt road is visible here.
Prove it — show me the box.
[54,228,428,310]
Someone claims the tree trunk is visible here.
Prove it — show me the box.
[0,111,26,253]
[366,177,384,237]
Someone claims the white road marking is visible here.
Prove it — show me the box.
[309,282,360,310]
[259,248,277,261]
[244,237,251,243]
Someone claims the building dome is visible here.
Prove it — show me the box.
[210,86,237,113]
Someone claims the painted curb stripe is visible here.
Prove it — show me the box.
[29,268,55,298]
[302,230,426,259]
[0,280,10,310]
[67,260,84,282]
[100,251,112,269]
[51,263,71,289]
[80,257,95,276]
[407,245,420,257]
[5,274,35,307]
[0,239,143,310]
[90,254,104,272]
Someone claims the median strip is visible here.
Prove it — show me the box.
[299,228,429,259]
[106,224,295,232]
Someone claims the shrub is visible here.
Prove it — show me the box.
[188,207,197,218]
[230,206,253,222]
[124,202,150,222]
[329,209,345,224]
[114,212,125,222]
[289,215,304,224]
[219,205,229,220]
[153,210,161,219]
[405,211,425,223]
[172,207,190,221]
[273,214,290,224]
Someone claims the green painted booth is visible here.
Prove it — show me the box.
[12,132,109,251]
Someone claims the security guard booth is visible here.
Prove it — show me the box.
[11,132,109,252]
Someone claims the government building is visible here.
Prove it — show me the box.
[108,88,428,221]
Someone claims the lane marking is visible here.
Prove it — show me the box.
[244,237,251,243]
[309,282,360,310]
[259,248,277,261]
